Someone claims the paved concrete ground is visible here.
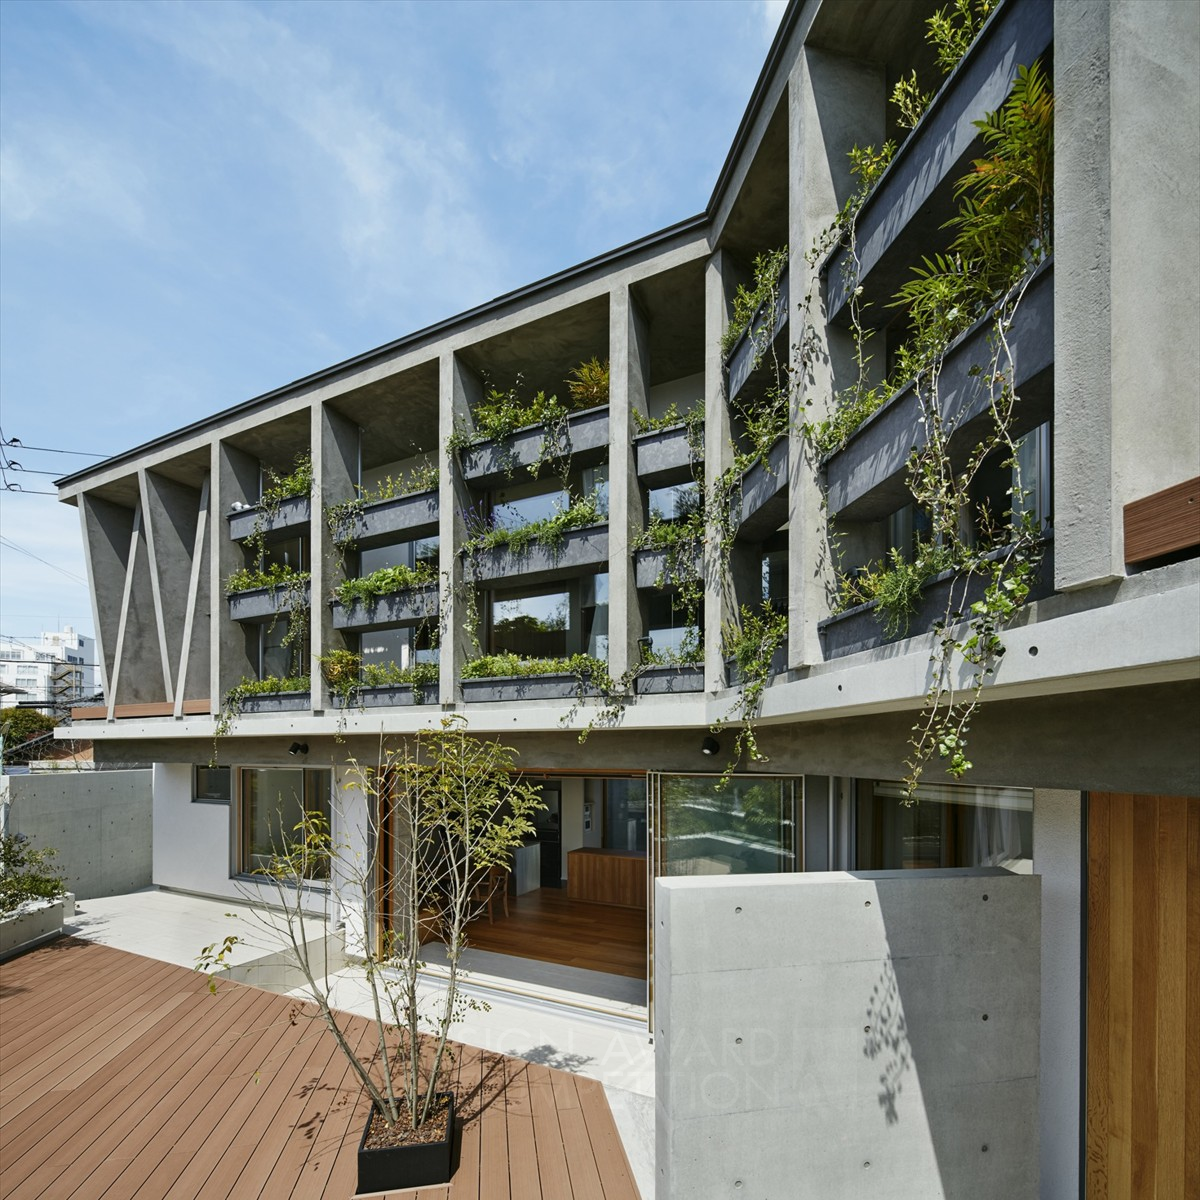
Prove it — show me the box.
[69,887,656,1199]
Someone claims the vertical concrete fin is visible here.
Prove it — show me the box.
[608,284,647,681]
[441,351,479,703]
[214,441,260,700]
[317,403,361,711]
[174,473,210,718]
[107,502,142,718]
[138,471,176,706]
[789,47,886,668]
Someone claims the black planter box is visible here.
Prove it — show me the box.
[238,692,310,714]
[330,585,439,632]
[460,406,609,486]
[460,673,603,703]
[634,665,704,694]
[726,265,789,406]
[227,495,311,542]
[357,1092,455,1194]
[331,683,438,708]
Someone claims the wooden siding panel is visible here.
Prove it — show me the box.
[1123,477,1200,565]
[1088,793,1199,1200]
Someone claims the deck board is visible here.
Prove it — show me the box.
[0,938,640,1199]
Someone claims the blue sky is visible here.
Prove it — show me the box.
[0,0,785,645]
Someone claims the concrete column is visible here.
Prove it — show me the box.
[703,249,738,693]
[1053,0,1119,590]
[788,47,885,668]
[214,442,259,697]
[608,285,648,681]
[316,404,360,710]
[1033,788,1083,1200]
[440,352,479,703]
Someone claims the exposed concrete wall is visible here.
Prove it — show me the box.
[3,769,152,900]
[655,869,1040,1200]
[1032,788,1082,1200]
[1109,0,1200,517]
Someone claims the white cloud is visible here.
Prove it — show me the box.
[82,0,505,316]
[0,128,149,236]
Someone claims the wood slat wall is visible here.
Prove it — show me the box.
[1123,477,1200,565]
[1086,792,1200,1200]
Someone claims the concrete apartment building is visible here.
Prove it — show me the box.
[0,625,96,709]
[54,1,1198,1196]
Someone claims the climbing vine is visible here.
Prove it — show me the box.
[800,57,1054,798]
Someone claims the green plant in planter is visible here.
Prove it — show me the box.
[566,357,609,407]
[721,247,788,360]
[213,674,310,745]
[334,562,437,607]
[837,541,958,638]
[319,649,439,711]
[716,604,788,778]
[326,460,439,556]
[463,489,605,557]
[226,561,310,596]
[0,832,66,918]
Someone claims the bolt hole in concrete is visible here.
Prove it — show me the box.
[735,1037,743,1045]
[864,900,871,907]
[982,1145,989,1153]
[983,893,989,901]
[1029,645,1039,655]
[734,906,742,914]
[982,1013,989,1021]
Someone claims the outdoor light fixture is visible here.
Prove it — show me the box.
[701,735,720,756]
[288,742,309,756]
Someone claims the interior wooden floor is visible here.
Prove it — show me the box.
[463,886,648,981]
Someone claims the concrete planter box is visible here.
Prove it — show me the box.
[228,582,310,624]
[634,546,702,590]
[635,424,700,488]
[330,585,439,632]
[332,683,438,708]
[350,491,439,548]
[634,665,704,695]
[0,895,70,961]
[818,539,1055,659]
[825,260,1054,521]
[460,406,609,486]
[460,673,603,703]
[736,437,789,540]
[239,691,311,714]
[726,265,789,404]
[227,495,311,542]
[468,525,608,589]
[825,0,1052,320]
[724,647,787,688]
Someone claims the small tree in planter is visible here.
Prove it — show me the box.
[0,831,66,918]
[197,716,542,1191]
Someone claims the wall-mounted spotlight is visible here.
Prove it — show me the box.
[288,742,309,756]
[701,735,720,756]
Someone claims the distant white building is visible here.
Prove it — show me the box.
[0,626,97,708]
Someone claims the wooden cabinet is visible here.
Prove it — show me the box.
[566,848,646,909]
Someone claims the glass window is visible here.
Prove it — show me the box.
[647,481,700,522]
[360,627,438,675]
[193,765,231,804]
[645,592,700,661]
[360,535,438,576]
[240,767,331,877]
[659,774,799,876]
[260,618,307,680]
[855,780,1033,873]
[263,535,306,572]
[604,779,647,852]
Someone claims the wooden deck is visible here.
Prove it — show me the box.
[0,938,641,1199]
[463,888,647,981]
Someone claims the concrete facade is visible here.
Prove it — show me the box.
[1,769,152,900]
[655,870,1040,1199]
[52,2,1200,1197]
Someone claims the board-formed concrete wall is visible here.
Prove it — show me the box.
[2,769,152,900]
[655,869,1040,1200]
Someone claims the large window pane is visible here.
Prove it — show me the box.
[659,774,799,875]
[604,779,647,852]
[240,767,331,877]
[855,780,1033,872]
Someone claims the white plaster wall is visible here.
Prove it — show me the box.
[1032,788,1082,1200]
[4,769,152,900]
[646,372,704,422]
[152,761,235,897]
[656,870,1041,1200]
[560,777,585,881]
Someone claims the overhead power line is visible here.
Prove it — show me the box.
[0,536,88,585]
